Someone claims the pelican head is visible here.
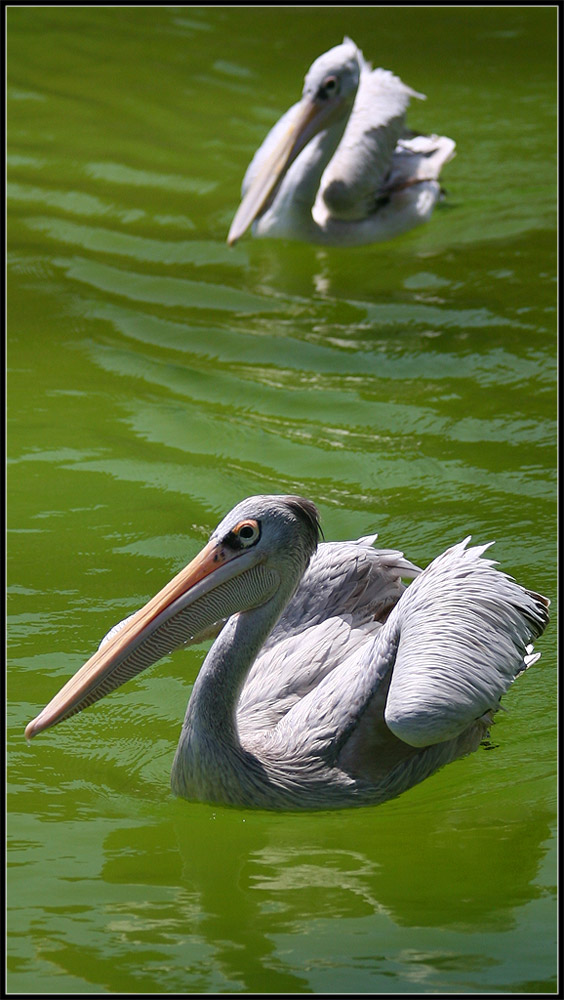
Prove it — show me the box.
[227,38,362,245]
[25,496,321,741]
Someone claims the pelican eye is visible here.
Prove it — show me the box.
[318,75,339,100]
[237,520,260,543]
[224,519,261,550]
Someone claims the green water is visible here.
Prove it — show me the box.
[7,5,557,994]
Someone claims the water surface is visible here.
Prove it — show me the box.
[7,5,557,994]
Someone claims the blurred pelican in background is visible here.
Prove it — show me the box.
[228,38,455,247]
[26,496,548,811]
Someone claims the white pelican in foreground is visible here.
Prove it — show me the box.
[26,496,548,811]
[227,38,456,247]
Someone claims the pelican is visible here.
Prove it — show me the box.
[227,38,456,247]
[25,496,548,811]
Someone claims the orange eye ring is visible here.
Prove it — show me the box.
[236,520,260,545]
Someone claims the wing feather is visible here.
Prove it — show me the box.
[316,66,425,221]
[381,539,549,747]
[237,537,420,732]
[273,539,547,784]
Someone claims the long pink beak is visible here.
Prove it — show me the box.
[25,539,232,740]
[227,94,331,246]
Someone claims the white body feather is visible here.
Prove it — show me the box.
[230,38,455,246]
